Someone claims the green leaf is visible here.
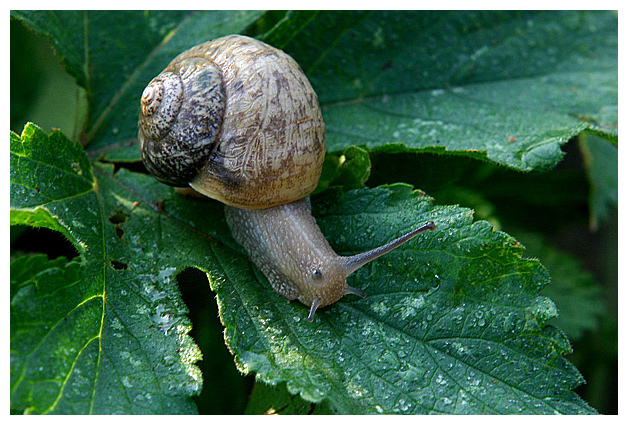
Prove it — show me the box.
[245,381,334,414]
[288,10,616,171]
[212,183,594,414]
[11,11,89,88]
[11,124,595,414]
[11,124,202,414]
[10,11,189,110]
[256,10,321,49]
[514,232,606,341]
[317,145,372,193]
[579,133,618,229]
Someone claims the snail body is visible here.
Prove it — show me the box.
[225,199,435,320]
[139,35,435,321]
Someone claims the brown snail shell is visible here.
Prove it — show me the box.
[138,35,326,209]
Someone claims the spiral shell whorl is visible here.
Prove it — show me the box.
[139,57,225,186]
[139,71,182,139]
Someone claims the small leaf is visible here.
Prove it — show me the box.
[579,133,618,229]
[516,232,606,341]
[245,381,334,414]
[317,145,372,193]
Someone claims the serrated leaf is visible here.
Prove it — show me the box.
[211,184,595,414]
[10,124,202,414]
[245,381,334,414]
[579,133,618,229]
[515,232,606,341]
[286,10,616,171]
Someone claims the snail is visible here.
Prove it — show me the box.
[138,34,435,321]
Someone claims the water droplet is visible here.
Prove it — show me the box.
[111,317,124,330]
[371,300,390,315]
[310,387,325,399]
[502,312,522,334]
[71,162,83,175]
[435,373,447,385]
[156,267,177,283]
[396,397,411,412]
